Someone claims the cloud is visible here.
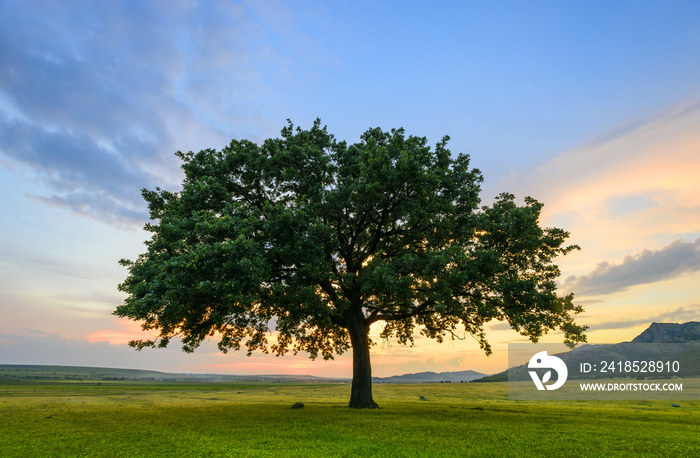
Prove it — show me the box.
[86,322,152,346]
[0,328,353,377]
[590,306,700,331]
[0,2,182,225]
[0,331,199,372]
[508,101,700,266]
[489,322,513,331]
[0,1,324,226]
[563,238,700,296]
[0,116,154,224]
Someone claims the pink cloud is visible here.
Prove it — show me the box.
[85,320,152,345]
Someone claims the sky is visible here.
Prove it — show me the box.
[1,0,700,378]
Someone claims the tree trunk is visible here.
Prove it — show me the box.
[346,308,378,409]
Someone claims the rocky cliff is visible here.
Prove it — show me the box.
[631,321,700,343]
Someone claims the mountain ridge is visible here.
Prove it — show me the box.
[631,321,700,343]
[373,369,486,383]
[472,321,700,382]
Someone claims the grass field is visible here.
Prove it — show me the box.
[1,378,698,457]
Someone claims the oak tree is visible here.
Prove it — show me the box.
[116,119,586,408]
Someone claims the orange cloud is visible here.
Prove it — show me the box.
[510,102,700,272]
[193,355,353,377]
[85,319,153,345]
[494,101,700,341]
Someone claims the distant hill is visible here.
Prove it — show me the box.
[0,364,483,385]
[632,321,700,343]
[7,322,697,385]
[373,369,487,383]
[0,364,349,383]
[472,321,700,383]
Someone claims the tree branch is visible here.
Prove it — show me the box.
[366,299,436,325]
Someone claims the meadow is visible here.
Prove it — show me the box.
[1,377,698,457]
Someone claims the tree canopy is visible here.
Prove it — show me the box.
[116,119,586,408]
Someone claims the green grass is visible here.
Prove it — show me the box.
[1,380,698,457]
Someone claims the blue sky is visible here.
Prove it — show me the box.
[1,0,700,377]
